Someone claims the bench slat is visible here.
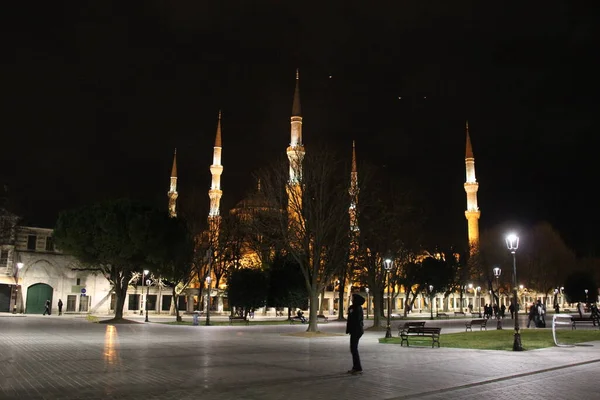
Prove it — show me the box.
[465,319,487,332]
[400,327,442,348]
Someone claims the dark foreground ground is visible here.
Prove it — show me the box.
[0,313,598,399]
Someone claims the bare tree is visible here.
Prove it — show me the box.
[354,165,423,327]
[256,148,350,332]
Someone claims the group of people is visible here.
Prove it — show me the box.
[526,300,546,328]
[42,299,63,316]
[467,303,506,319]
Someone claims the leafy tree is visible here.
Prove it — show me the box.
[564,270,597,304]
[520,222,575,302]
[54,199,189,321]
[227,268,268,317]
[267,253,308,318]
[420,253,457,313]
[479,221,576,305]
[152,217,195,322]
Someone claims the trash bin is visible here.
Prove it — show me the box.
[193,311,199,326]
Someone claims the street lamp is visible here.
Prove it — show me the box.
[144,279,151,322]
[467,283,473,314]
[205,276,212,326]
[205,248,212,326]
[384,258,393,339]
[335,279,340,313]
[493,266,502,330]
[13,262,24,314]
[506,233,523,351]
[429,285,434,320]
[585,289,589,304]
[475,286,481,317]
[365,287,369,320]
[140,269,149,315]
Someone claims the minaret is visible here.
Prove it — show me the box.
[349,140,359,232]
[208,110,223,239]
[167,149,178,217]
[286,69,305,222]
[464,121,480,253]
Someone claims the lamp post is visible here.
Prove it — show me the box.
[336,279,341,316]
[429,285,434,320]
[144,279,151,322]
[493,266,502,329]
[13,262,24,314]
[205,248,212,326]
[506,233,523,351]
[585,289,589,304]
[365,287,369,320]
[476,286,481,317]
[384,258,393,339]
[140,269,149,315]
[205,276,212,325]
[467,283,473,314]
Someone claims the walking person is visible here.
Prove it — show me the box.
[58,299,63,316]
[43,299,51,315]
[346,293,365,375]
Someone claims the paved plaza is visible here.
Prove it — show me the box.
[0,313,599,399]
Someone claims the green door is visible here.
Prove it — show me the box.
[26,283,53,314]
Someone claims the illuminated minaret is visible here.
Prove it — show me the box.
[286,69,305,221]
[464,121,480,253]
[167,148,178,217]
[349,140,359,232]
[208,110,223,238]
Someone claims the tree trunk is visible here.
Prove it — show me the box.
[373,290,382,328]
[337,283,346,320]
[307,288,319,332]
[112,271,128,320]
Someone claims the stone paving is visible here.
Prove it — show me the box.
[0,313,599,399]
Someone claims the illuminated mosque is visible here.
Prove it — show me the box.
[3,70,560,316]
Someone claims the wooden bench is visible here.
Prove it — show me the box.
[290,316,307,324]
[229,316,249,325]
[398,321,426,336]
[400,326,442,348]
[571,316,599,330]
[465,319,487,332]
[454,311,466,317]
[436,313,449,319]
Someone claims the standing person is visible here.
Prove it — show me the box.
[508,302,515,319]
[527,303,537,328]
[43,299,51,315]
[536,300,545,328]
[346,293,365,375]
[58,299,63,316]
[577,302,584,318]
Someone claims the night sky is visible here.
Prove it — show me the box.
[2,2,598,255]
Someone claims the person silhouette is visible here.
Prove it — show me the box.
[43,299,51,315]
